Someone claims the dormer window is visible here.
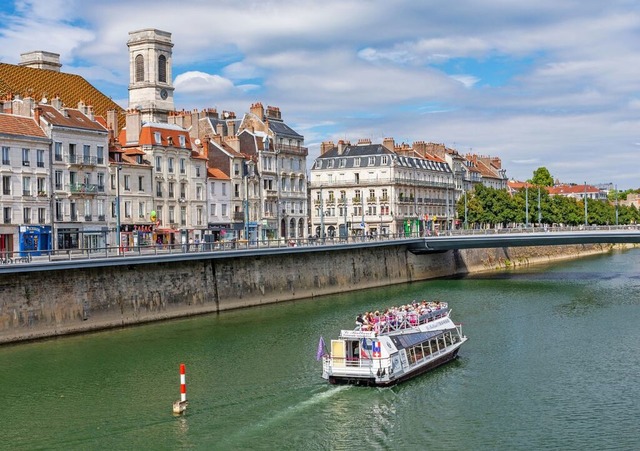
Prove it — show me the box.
[154,132,162,144]
[179,135,186,147]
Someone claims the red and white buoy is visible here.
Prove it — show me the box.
[172,363,189,415]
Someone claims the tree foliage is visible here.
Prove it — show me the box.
[456,184,640,228]
[529,167,554,187]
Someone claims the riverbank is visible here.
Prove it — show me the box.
[0,242,633,344]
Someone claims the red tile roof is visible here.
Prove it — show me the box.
[0,113,47,138]
[207,167,230,180]
[39,104,107,132]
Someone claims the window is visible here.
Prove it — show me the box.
[135,54,144,82]
[37,149,45,167]
[179,135,186,147]
[169,206,175,224]
[55,200,63,221]
[37,177,46,195]
[138,176,144,191]
[124,175,130,191]
[38,207,46,224]
[196,185,202,200]
[211,204,217,216]
[22,177,31,196]
[55,171,63,190]
[180,158,186,174]
[210,182,216,195]
[155,156,162,171]
[156,206,163,225]
[158,54,167,83]
[2,146,9,165]
[83,145,91,164]
[196,165,201,177]
[154,132,162,144]
[138,202,145,219]
[221,183,227,196]
[368,156,375,166]
[110,173,116,190]
[84,200,91,220]
[97,173,105,191]
[69,144,76,162]
[180,206,186,226]
[180,183,186,199]
[98,200,105,221]
[234,184,240,197]
[156,181,163,197]
[97,146,104,164]
[70,202,77,221]
[168,182,174,198]
[124,201,132,218]
[234,163,240,176]
[168,158,174,173]
[54,142,62,161]
[22,148,30,166]
[3,207,11,224]
[2,175,10,195]
[354,157,360,166]
[381,155,388,165]
[196,208,203,225]
[221,204,227,216]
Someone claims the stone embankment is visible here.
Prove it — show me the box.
[0,243,631,344]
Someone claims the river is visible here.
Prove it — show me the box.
[1,248,639,450]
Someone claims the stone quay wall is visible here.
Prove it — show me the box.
[0,243,628,344]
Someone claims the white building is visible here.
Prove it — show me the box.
[310,138,456,238]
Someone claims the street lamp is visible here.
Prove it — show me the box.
[525,184,529,227]
[615,184,619,226]
[116,165,122,252]
[584,181,588,226]
[464,189,468,230]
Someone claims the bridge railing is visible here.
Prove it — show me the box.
[3,225,638,266]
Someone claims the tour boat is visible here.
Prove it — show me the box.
[320,301,467,386]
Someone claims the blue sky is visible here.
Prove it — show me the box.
[1,0,639,189]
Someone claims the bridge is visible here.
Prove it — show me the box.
[2,226,639,274]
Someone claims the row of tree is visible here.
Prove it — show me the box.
[456,168,639,228]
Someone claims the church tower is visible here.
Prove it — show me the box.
[127,28,175,123]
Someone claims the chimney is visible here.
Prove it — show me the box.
[357,138,371,146]
[227,120,236,136]
[225,136,240,152]
[320,141,334,156]
[125,109,141,144]
[413,141,426,157]
[86,105,94,121]
[19,51,62,72]
[383,137,395,151]
[216,123,224,136]
[250,102,264,119]
[337,140,345,155]
[34,106,42,124]
[107,109,119,141]
[51,96,63,111]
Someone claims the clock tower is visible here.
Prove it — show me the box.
[127,28,175,123]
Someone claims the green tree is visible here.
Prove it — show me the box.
[529,167,554,187]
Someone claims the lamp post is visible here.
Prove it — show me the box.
[584,181,588,226]
[464,189,468,230]
[115,165,122,254]
[319,188,325,243]
[525,184,529,227]
[615,184,619,226]
[537,186,541,226]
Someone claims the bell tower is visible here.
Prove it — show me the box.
[127,28,175,123]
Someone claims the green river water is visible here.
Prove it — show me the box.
[2,249,639,450]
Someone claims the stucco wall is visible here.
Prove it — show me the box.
[0,243,627,344]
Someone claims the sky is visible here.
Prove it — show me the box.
[1,0,639,189]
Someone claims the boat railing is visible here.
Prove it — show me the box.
[370,307,449,335]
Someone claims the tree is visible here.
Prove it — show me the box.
[529,167,554,187]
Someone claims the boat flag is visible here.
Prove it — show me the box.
[316,336,326,361]
[372,341,381,358]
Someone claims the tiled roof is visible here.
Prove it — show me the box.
[207,167,230,180]
[119,123,192,149]
[0,113,48,139]
[0,62,125,128]
[39,104,107,132]
[547,184,599,195]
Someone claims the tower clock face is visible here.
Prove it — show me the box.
[160,89,168,100]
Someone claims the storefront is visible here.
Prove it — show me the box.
[19,225,51,256]
[207,223,232,242]
[154,227,177,247]
[120,224,154,249]
[0,225,15,257]
[57,227,80,250]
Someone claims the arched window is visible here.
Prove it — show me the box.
[135,55,144,82]
[158,55,167,83]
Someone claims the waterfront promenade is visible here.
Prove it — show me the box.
[2,225,640,273]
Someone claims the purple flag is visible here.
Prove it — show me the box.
[316,336,326,361]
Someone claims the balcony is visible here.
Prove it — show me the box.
[98,215,105,221]
[22,190,32,197]
[67,155,98,166]
[233,211,244,221]
[3,217,10,224]
[84,215,92,221]
[273,143,309,156]
[70,214,78,221]
[69,183,100,194]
